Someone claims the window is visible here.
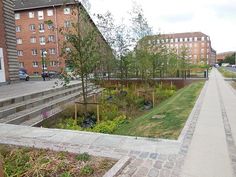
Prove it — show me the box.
[39,23,45,32]
[33,61,39,68]
[16,38,22,45]
[49,48,56,55]
[29,12,34,18]
[39,36,46,45]
[166,39,169,43]
[47,9,53,16]
[194,37,198,41]
[19,62,24,68]
[184,38,188,42]
[170,39,174,43]
[64,7,71,14]
[201,48,204,53]
[40,49,46,56]
[29,24,36,31]
[156,40,160,44]
[38,11,44,20]
[175,38,178,42]
[50,61,59,67]
[33,72,39,76]
[17,50,23,56]
[15,13,20,20]
[48,35,55,42]
[64,20,72,28]
[16,26,21,32]
[32,49,37,55]
[201,37,205,41]
[30,37,36,43]
[189,37,193,42]
[201,42,205,47]
[180,38,183,42]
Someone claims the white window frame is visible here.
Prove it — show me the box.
[29,12,35,18]
[39,36,46,45]
[48,35,55,42]
[64,20,72,28]
[15,13,20,20]
[17,50,23,56]
[39,23,45,32]
[38,11,44,20]
[16,26,21,32]
[17,38,22,45]
[29,24,36,31]
[19,62,24,68]
[49,48,56,55]
[32,49,37,55]
[64,7,71,14]
[30,37,36,44]
[33,61,39,68]
[47,9,54,16]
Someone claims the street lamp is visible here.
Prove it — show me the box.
[42,51,47,81]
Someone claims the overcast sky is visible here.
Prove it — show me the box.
[89,0,236,53]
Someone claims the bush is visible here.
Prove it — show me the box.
[91,115,126,134]
[76,153,90,162]
[80,165,94,175]
[100,101,119,121]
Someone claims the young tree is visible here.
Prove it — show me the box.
[60,2,101,109]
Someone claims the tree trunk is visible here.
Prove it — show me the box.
[81,75,87,112]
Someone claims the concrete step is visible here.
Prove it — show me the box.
[21,88,104,127]
[0,85,98,125]
[0,82,83,108]
[0,83,93,119]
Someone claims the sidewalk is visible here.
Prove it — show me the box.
[180,68,236,177]
[0,80,81,101]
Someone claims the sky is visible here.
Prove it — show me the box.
[88,0,236,53]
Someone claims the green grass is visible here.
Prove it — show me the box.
[114,81,205,139]
[218,67,236,78]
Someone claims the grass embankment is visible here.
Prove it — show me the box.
[114,81,205,139]
[0,145,116,177]
[218,67,236,78]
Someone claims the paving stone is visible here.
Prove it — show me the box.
[142,159,153,168]
[149,153,159,160]
[130,159,144,167]
[134,166,149,176]
[158,154,168,161]
[148,168,159,177]
[129,150,141,155]
[126,166,137,176]
[159,169,171,177]
[154,160,163,169]
[139,152,149,159]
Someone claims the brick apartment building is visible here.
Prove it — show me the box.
[0,0,19,83]
[14,0,112,76]
[140,32,216,65]
[216,51,235,63]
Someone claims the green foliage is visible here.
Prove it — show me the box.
[222,53,236,65]
[80,165,94,175]
[60,172,72,177]
[100,101,119,121]
[218,67,236,78]
[76,153,90,162]
[91,115,126,133]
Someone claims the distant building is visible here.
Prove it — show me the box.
[140,32,216,65]
[14,0,112,76]
[216,51,235,63]
[0,0,19,83]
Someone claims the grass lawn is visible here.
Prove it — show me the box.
[0,145,116,177]
[218,67,236,78]
[114,81,205,139]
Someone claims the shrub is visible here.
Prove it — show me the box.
[80,165,94,175]
[76,153,90,162]
[100,102,119,121]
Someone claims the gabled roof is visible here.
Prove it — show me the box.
[14,0,77,11]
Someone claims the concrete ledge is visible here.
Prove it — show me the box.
[103,156,130,177]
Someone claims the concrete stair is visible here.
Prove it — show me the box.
[0,82,102,126]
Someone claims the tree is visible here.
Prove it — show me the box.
[223,53,236,65]
[60,2,101,109]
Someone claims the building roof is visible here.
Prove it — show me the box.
[14,0,77,11]
[158,32,209,39]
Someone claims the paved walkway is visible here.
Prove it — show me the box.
[181,68,236,177]
[0,68,236,177]
[0,80,81,101]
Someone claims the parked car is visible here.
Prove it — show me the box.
[19,68,30,81]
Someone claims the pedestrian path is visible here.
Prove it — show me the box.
[0,80,80,101]
[180,68,236,177]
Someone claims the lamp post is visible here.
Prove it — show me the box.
[42,51,47,81]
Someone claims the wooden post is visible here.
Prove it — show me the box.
[171,81,173,89]
[152,91,155,108]
[97,104,100,123]
[74,103,77,124]
[93,94,96,102]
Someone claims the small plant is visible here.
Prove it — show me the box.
[76,153,90,162]
[60,172,72,177]
[80,165,94,175]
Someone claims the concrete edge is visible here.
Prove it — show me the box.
[177,80,208,143]
[103,156,131,177]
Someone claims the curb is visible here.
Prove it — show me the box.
[103,156,130,177]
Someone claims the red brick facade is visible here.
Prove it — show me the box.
[15,5,77,75]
